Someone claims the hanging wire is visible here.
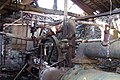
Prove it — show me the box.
[106,0,113,58]
[109,0,112,16]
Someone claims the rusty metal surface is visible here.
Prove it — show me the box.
[61,67,120,80]
[76,40,120,59]
[40,67,64,80]
[71,58,98,64]
[62,19,76,67]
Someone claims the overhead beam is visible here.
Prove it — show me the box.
[71,0,94,15]
[116,0,120,4]
[0,2,81,18]
[24,6,81,17]
[0,0,10,10]
[76,9,120,20]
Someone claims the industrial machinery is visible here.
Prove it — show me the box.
[0,0,120,80]
[61,66,120,80]
[60,12,120,80]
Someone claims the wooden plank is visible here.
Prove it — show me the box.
[71,0,94,15]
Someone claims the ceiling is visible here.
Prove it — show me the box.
[0,0,120,26]
[0,0,81,24]
[72,0,120,15]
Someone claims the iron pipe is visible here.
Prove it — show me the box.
[76,40,120,59]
